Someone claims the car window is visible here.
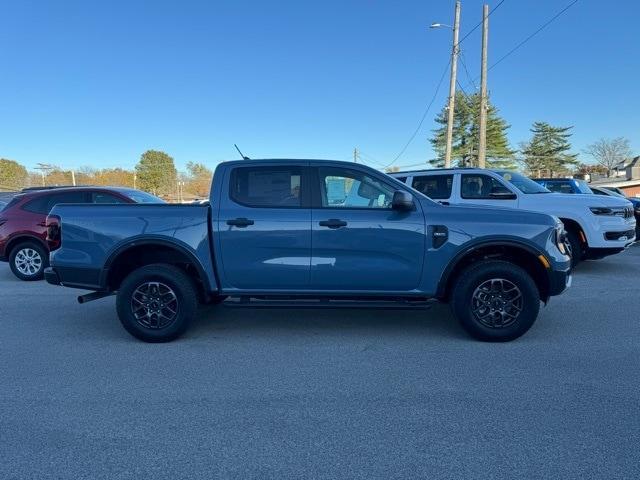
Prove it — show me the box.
[23,192,88,214]
[592,188,607,196]
[461,174,512,199]
[496,171,549,194]
[92,192,127,204]
[318,167,394,209]
[230,166,303,208]
[395,176,407,183]
[545,182,574,194]
[412,174,453,199]
[121,190,164,203]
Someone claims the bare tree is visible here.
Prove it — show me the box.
[584,137,632,177]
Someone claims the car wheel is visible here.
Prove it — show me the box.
[116,264,198,342]
[9,241,48,281]
[451,260,540,342]
[565,230,583,267]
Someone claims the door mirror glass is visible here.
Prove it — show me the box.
[392,190,414,210]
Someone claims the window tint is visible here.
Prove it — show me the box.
[395,176,407,183]
[92,192,127,204]
[230,167,303,208]
[412,174,453,199]
[461,174,512,199]
[23,192,88,214]
[318,167,394,209]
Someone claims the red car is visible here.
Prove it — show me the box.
[0,186,163,281]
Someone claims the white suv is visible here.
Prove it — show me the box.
[390,168,636,266]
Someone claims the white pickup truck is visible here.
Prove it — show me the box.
[390,168,636,266]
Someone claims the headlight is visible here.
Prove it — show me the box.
[589,206,626,216]
[555,224,567,255]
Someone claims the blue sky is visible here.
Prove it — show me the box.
[1,0,638,172]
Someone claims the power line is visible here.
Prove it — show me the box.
[459,50,477,90]
[489,0,579,72]
[456,0,506,47]
[383,60,450,169]
[386,1,507,169]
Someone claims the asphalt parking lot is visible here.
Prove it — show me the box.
[1,249,639,480]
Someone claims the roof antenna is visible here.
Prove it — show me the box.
[234,144,250,160]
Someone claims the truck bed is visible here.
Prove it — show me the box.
[48,203,215,290]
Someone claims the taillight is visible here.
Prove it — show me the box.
[46,214,61,250]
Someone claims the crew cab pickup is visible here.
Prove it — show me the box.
[45,160,571,343]
[390,168,636,266]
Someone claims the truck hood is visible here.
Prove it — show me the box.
[422,199,558,227]
[523,192,632,208]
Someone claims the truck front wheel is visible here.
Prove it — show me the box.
[116,264,198,342]
[451,260,540,342]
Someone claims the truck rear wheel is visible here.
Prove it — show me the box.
[451,260,540,342]
[116,264,198,342]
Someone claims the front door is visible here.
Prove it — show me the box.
[456,173,519,208]
[310,165,425,292]
[216,163,312,291]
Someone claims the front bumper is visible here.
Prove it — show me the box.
[548,267,572,297]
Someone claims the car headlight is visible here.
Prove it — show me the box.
[555,224,567,255]
[589,206,626,216]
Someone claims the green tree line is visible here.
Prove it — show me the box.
[0,150,213,198]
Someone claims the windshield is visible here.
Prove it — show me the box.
[122,190,165,204]
[495,171,550,194]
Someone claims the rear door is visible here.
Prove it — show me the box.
[216,163,312,291]
[310,165,425,292]
[411,173,455,205]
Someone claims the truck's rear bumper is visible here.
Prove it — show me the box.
[44,267,60,285]
[45,266,104,290]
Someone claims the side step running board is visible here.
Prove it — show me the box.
[223,298,437,310]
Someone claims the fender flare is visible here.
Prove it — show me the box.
[100,236,213,291]
[436,237,549,298]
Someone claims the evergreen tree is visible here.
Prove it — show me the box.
[430,93,516,169]
[520,122,578,177]
[135,150,177,196]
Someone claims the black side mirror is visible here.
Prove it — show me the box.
[489,191,517,200]
[392,190,414,211]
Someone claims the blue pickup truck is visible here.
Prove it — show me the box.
[44,159,571,342]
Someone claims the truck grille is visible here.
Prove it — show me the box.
[605,229,635,241]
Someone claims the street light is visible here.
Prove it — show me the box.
[430,1,460,168]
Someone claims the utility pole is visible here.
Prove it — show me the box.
[477,3,489,169]
[71,170,76,186]
[444,0,461,168]
[353,147,359,163]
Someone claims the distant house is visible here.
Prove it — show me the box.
[591,156,640,197]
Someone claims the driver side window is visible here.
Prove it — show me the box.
[318,167,395,209]
[461,174,512,199]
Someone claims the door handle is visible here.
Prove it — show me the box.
[318,219,347,229]
[226,217,254,228]
[438,201,450,206]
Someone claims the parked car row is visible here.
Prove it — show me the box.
[0,186,163,280]
[4,161,634,344]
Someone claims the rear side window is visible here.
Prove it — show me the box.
[461,174,512,199]
[394,176,407,184]
[545,182,574,194]
[230,167,303,208]
[23,192,89,214]
[92,192,127,204]
[412,175,453,199]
